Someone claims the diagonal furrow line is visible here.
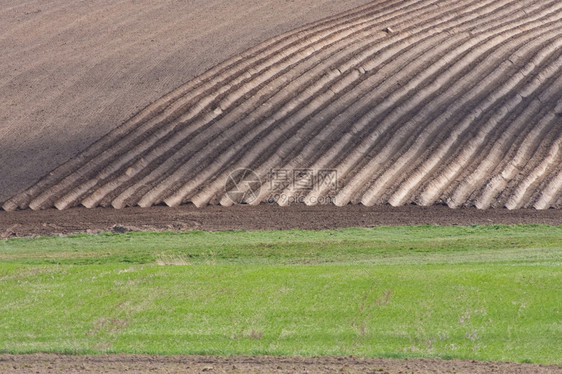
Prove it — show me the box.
[417,57,562,207]
[3,0,422,211]
[2,0,561,211]
[294,4,562,206]
[137,0,489,207]
[357,33,562,207]
[449,74,562,208]
[383,34,562,207]
[83,0,465,209]
[254,0,539,206]
[195,0,544,207]
[312,7,562,206]
[47,0,450,210]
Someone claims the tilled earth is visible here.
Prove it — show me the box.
[0,0,372,203]
[1,354,561,374]
[0,205,560,238]
[4,0,562,212]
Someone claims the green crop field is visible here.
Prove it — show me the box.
[0,225,560,364]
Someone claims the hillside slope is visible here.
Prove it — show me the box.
[0,0,371,202]
[2,0,561,210]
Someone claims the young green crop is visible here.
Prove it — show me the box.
[0,225,560,363]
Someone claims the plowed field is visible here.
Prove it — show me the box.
[2,0,561,211]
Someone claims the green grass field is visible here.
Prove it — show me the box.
[0,225,561,364]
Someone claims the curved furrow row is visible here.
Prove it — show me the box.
[315,5,562,206]
[107,0,466,209]
[414,47,562,203]
[534,167,562,209]
[308,6,562,206]
[489,120,562,208]
[133,0,488,207]
[448,80,561,208]
[378,32,562,207]
[436,52,562,204]
[223,0,546,206]
[27,0,450,211]
[508,136,562,209]
[521,128,562,209]
[248,0,538,206]
[2,0,411,211]
[455,73,562,208]
[474,100,562,209]
[2,0,561,211]
[188,0,518,207]
[25,4,390,209]
[357,26,562,207]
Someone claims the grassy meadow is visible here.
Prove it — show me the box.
[0,225,560,363]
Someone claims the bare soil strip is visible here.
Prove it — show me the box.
[0,205,559,238]
[0,354,560,374]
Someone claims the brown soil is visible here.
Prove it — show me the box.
[0,0,372,203]
[4,0,561,212]
[1,354,561,374]
[0,204,560,238]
